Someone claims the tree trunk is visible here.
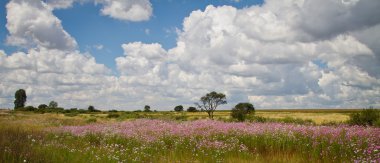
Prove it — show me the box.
[207,111,214,119]
[207,111,213,119]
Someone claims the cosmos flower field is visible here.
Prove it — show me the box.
[1,111,379,162]
[54,119,380,162]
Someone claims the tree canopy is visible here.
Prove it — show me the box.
[174,105,184,112]
[144,105,151,112]
[49,101,58,108]
[14,89,27,109]
[195,91,227,119]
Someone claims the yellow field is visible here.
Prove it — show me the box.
[0,109,359,125]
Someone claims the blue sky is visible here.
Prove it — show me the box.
[0,0,379,110]
[2,0,263,73]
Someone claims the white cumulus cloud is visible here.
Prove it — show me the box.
[1,0,380,110]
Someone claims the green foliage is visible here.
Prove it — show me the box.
[144,105,151,112]
[195,91,227,119]
[108,110,118,112]
[231,107,247,122]
[88,105,100,112]
[24,106,37,111]
[38,104,48,110]
[174,105,184,112]
[231,103,255,121]
[187,107,198,112]
[235,103,255,113]
[14,89,27,109]
[48,101,58,108]
[348,107,380,126]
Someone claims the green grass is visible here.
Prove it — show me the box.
[0,109,376,162]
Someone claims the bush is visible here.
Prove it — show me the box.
[249,116,268,122]
[24,106,37,111]
[231,102,255,122]
[38,104,48,110]
[348,107,380,126]
[187,107,198,112]
[231,107,247,121]
[174,105,184,112]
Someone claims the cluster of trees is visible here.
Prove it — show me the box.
[173,105,198,112]
[13,89,100,113]
[13,89,255,121]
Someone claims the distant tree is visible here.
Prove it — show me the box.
[231,102,255,122]
[48,101,58,108]
[236,103,255,113]
[144,105,151,112]
[187,107,198,112]
[38,104,48,110]
[14,89,27,109]
[195,91,227,119]
[88,105,96,112]
[174,105,184,112]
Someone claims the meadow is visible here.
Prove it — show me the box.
[0,109,379,162]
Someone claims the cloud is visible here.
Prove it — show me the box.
[6,0,77,50]
[95,0,152,21]
[1,0,380,110]
[297,0,380,40]
[44,0,153,22]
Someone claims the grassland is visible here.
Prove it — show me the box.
[0,109,379,162]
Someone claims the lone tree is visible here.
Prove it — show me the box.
[144,105,151,112]
[195,91,227,119]
[174,105,184,112]
[231,102,255,121]
[88,105,96,112]
[49,101,58,108]
[14,89,27,109]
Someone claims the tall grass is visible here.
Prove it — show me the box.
[1,111,379,162]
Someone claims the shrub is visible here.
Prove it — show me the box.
[250,116,268,122]
[38,104,48,110]
[348,107,380,126]
[174,105,184,112]
[231,102,255,121]
[24,106,36,111]
[187,107,198,112]
[231,107,247,121]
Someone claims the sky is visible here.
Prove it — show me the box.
[0,0,380,110]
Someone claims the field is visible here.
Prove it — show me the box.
[0,109,379,162]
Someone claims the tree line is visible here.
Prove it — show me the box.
[12,89,256,121]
